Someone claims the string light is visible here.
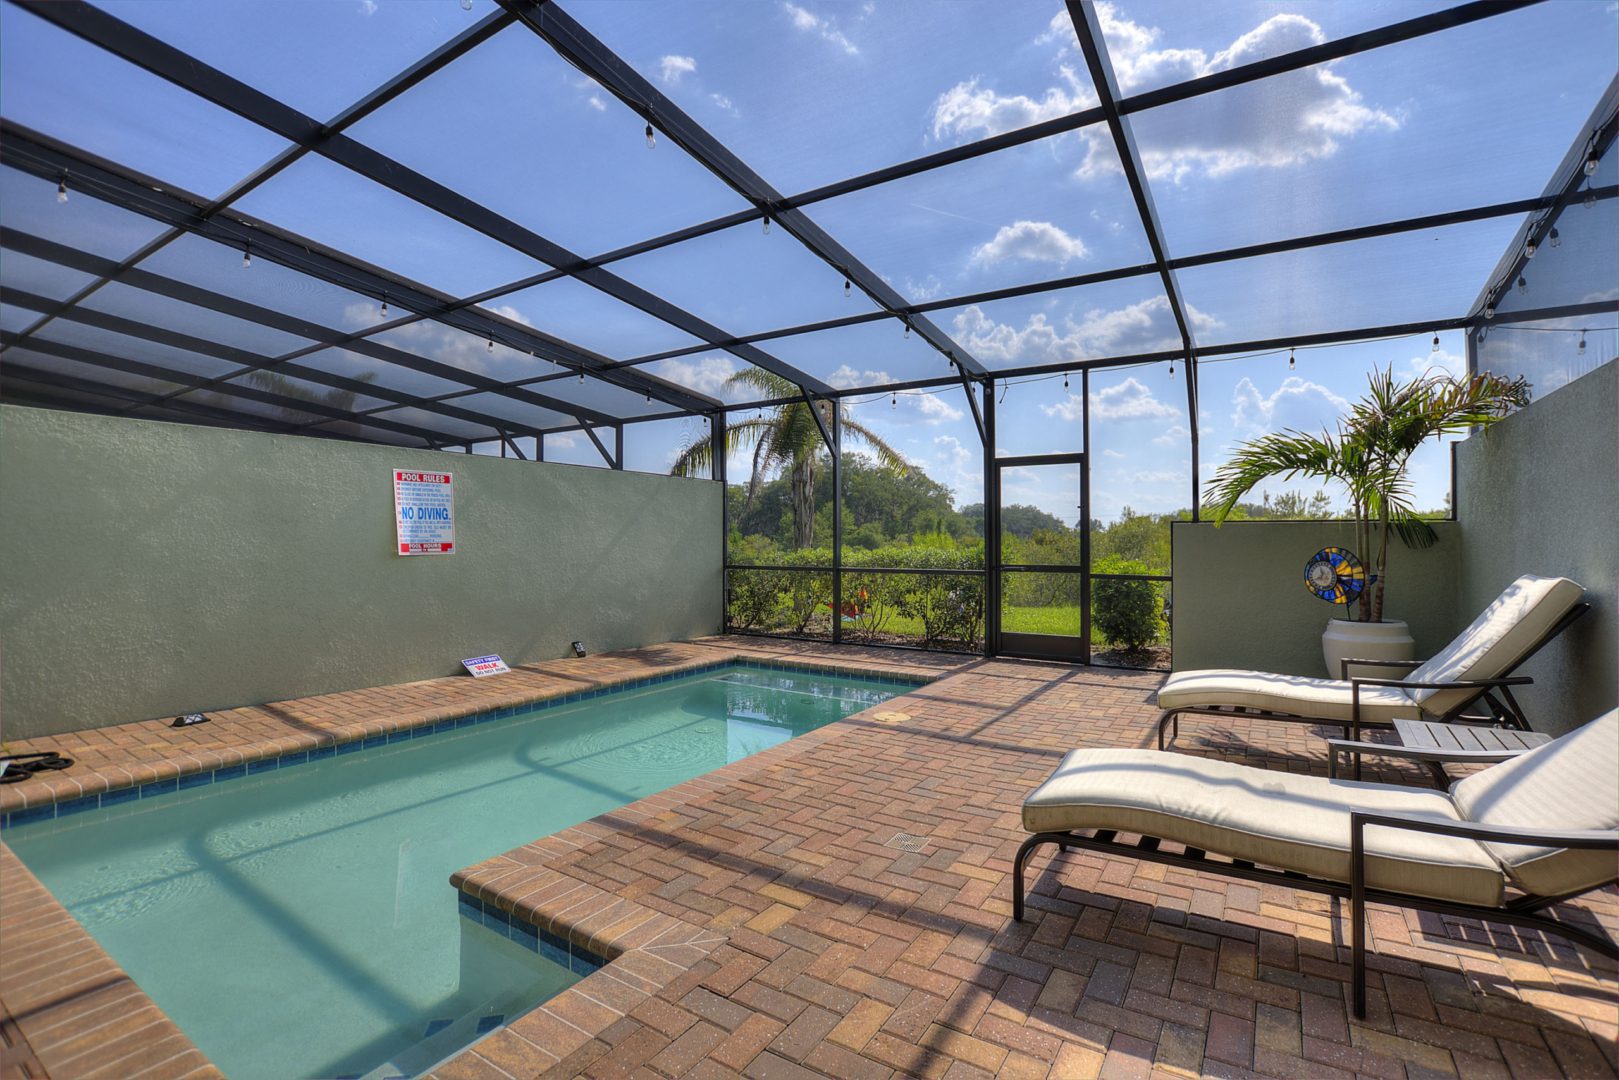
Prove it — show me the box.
[578,365,585,383]
[1549,227,1560,248]
[761,215,770,236]
[487,336,494,352]
[902,321,910,339]
[1063,372,1069,392]
[1524,238,1537,259]
[241,243,251,269]
[1578,331,1587,355]
[56,176,68,204]
[843,277,851,298]
[1585,152,1600,176]
[890,390,897,409]
[459,0,473,9]
[644,123,655,150]
[1168,360,1175,380]
[1484,301,1495,320]
[1288,347,1296,370]
[1517,274,1527,294]
[1431,331,1440,353]
[380,294,388,319]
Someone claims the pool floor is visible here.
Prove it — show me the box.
[5,664,913,1079]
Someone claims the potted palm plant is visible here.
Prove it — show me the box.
[1204,366,1528,676]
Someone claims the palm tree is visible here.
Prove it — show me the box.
[1204,366,1527,622]
[670,369,909,549]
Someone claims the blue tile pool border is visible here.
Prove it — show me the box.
[455,892,605,977]
[2,658,935,830]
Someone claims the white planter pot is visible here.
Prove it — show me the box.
[1322,618,1416,681]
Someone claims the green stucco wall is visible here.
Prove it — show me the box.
[0,406,721,740]
[1454,360,1617,734]
[1170,520,1462,678]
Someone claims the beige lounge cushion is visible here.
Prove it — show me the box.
[1155,669,1420,725]
[1406,575,1583,712]
[1023,749,1503,906]
[1450,710,1619,898]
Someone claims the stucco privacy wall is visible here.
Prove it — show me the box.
[1454,359,1618,734]
[0,406,721,740]
[1170,520,1461,679]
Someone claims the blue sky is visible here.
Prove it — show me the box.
[1,0,1615,523]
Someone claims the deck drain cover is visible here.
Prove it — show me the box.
[887,831,930,853]
[870,710,911,725]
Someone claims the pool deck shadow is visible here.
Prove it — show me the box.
[3,637,1615,1079]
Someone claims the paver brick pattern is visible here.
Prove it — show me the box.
[2,637,1614,1079]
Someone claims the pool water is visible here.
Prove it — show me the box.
[5,664,912,1079]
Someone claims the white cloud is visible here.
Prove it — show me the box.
[1152,423,1190,446]
[828,364,885,390]
[971,220,1088,267]
[709,93,740,117]
[914,392,964,422]
[904,274,945,302]
[930,3,1397,183]
[829,367,963,422]
[931,434,976,498]
[659,55,697,85]
[1102,448,1126,459]
[951,295,1216,365]
[587,94,607,112]
[1040,376,1178,422]
[1132,470,1183,484]
[781,2,859,55]
[357,0,378,14]
[548,433,579,449]
[1230,375,1350,435]
[1404,347,1465,381]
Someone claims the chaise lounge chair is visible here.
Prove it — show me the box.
[1154,575,1588,753]
[1013,709,1618,1016]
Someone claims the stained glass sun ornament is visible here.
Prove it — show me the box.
[1304,547,1366,605]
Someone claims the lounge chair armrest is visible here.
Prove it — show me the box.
[1326,739,1522,779]
[1349,675,1534,691]
[1339,657,1424,680]
[1350,809,1619,850]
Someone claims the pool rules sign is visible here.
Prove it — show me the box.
[393,469,455,555]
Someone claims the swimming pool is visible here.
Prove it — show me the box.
[4,663,916,1079]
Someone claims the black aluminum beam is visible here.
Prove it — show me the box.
[0,297,545,445]
[504,0,987,382]
[0,124,715,420]
[16,0,828,401]
[8,6,517,351]
[1068,0,1201,517]
[0,229,636,431]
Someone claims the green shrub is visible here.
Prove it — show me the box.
[1091,556,1165,650]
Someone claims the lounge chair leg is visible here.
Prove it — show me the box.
[1158,710,1178,750]
[1012,833,1064,922]
[1350,816,1368,1019]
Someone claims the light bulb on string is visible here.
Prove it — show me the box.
[843,277,851,298]
[242,243,251,269]
[761,215,770,236]
[1484,302,1495,320]
[487,336,494,352]
[1517,274,1527,294]
[1063,372,1069,392]
[890,390,897,409]
[1288,347,1296,371]
[1524,238,1536,259]
[1578,331,1587,355]
[1431,332,1440,354]
[56,176,68,204]
[1585,153,1600,177]
[578,365,585,384]
[1549,227,1560,248]
[380,295,388,319]
[1168,360,1175,380]
[902,321,910,340]
[644,123,655,150]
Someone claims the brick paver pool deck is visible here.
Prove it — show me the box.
[2,638,1614,1079]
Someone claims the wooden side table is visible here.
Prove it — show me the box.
[1328,719,1552,788]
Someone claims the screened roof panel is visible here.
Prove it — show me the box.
[811,132,1150,303]
[761,319,956,389]
[134,233,383,334]
[1133,3,1619,257]
[441,392,577,433]
[345,24,751,257]
[86,0,491,121]
[641,354,781,404]
[571,0,1098,194]
[173,386,334,428]
[230,154,544,297]
[361,407,499,442]
[505,372,670,421]
[0,305,38,334]
[76,282,316,358]
[0,250,98,303]
[0,344,192,397]
[0,167,171,262]
[277,347,484,401]
[29,321,243,381]
[483,277,705,360]
[611,219,881,338]
[1177,217,1526,346]
[1491,141,1618,318]
[224,371,394,417]
[369,322,566,384]
[1098,1,1455,98]
[931,275,1178,369]
[0,5,289,199]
